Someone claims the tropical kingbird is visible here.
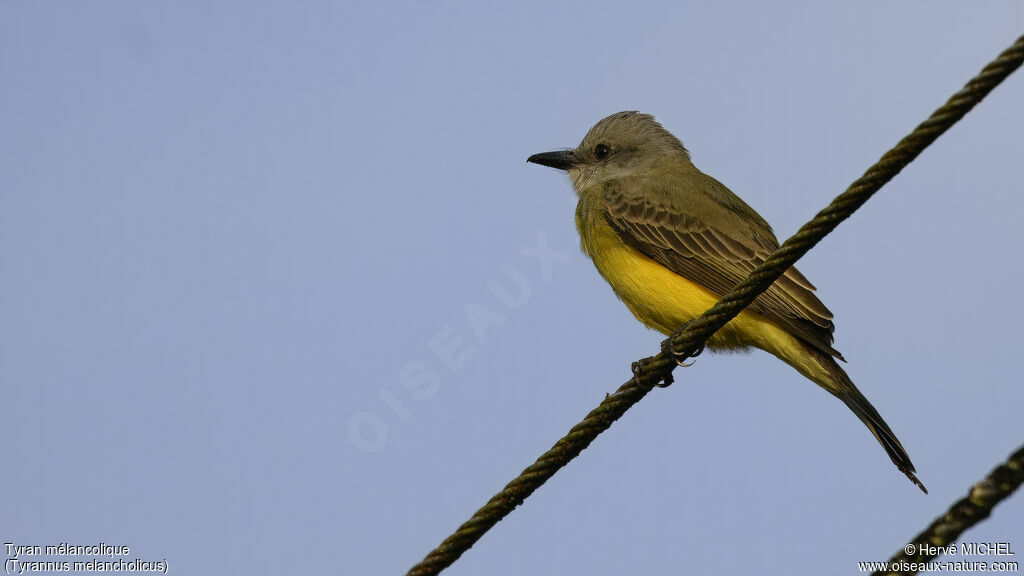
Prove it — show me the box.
[528,111,924,493]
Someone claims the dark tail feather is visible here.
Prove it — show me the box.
[812,350,927,494]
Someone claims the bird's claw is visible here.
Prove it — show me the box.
[632,358,674,387]
[661,321,705,366]
[653,372,674,387]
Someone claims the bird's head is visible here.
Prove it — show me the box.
[527,111,692,192]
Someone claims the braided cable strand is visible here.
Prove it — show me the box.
[661,34,1024,360]
[406,35,1024,576]
[873,444,1024,576]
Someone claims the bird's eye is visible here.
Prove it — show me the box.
[594,144,611,160]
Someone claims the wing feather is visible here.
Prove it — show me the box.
[602,173,843,359]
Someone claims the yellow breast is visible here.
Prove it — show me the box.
[575,194,799,356]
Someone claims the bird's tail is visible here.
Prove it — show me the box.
[806,348,927,494]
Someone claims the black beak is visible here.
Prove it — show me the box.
[527,150,578,170]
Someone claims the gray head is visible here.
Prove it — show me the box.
[528,111,692,191]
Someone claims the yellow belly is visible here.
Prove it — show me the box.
[577,208,822,383]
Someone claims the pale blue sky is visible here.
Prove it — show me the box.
[3,3,1023,575]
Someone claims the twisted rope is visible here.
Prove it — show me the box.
[873,444,1024,576]
[406,35,1024,576]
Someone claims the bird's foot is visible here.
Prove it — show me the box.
[632,358,674,387]
[661,321,705,367]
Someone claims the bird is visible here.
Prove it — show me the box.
[527,111,925,493]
